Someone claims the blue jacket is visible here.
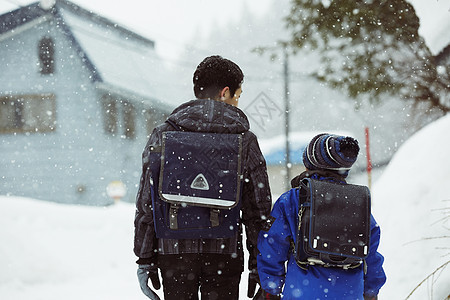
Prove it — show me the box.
[257,184,386,299]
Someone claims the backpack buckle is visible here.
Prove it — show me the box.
[210,209,220,227]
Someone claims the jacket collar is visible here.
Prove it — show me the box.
[167,99,250,134]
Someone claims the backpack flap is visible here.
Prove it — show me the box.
[308,179,371,262]
[159,131,243,208]
[152,131,243,239]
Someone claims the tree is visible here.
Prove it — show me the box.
[282,0,449,114]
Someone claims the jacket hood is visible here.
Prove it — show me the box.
[167,99,250,134]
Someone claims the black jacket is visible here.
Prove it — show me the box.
[134,99,272,271]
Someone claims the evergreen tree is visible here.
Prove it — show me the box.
[283,0,449,114]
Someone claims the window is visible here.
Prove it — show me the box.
[0,94,56,134]
[144,109,167,138]
[101,95,136,139]
[123,101,136,139]
[144,110,157,137]
[39,37,55,75]
[102,95,118,135]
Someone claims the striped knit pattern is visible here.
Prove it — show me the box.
[302,133,359,177]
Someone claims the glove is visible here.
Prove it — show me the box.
[253,287,281,300]
[137,264,161,300]
[247,269,259,298]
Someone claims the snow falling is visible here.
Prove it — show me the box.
[0,0,449,299]
[1,112,449,299]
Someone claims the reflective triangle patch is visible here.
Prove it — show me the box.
[190,173,210,190]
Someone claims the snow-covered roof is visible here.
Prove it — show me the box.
[0,0,174,110]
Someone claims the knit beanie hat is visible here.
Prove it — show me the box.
[302,133,360,177]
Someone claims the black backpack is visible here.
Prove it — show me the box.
[148,129,244,239]
[293,178,371,270]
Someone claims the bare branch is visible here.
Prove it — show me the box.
[403,236,450,246]
[405,260,449,300]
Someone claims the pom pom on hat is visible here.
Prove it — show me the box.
[302,133,359,177]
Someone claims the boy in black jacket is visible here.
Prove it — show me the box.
[134,55,272,300]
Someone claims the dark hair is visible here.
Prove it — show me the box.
[193,55,244,99]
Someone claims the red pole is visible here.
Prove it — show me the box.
[365,127,372,189]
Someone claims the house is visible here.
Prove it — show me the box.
[0,0,173,205]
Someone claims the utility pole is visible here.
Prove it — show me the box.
[283,48,291,190]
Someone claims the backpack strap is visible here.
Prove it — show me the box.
[298,179,309,205]
[297,178,309,232]
[169,204,179,229]
[164,120,183,231]
[165,119,183,131]
[291,180,310,270]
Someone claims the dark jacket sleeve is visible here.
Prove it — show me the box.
[241,132,273,271]
[133,128,163,264]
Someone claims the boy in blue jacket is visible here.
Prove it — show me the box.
[256,133,386,300]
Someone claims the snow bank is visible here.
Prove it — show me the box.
[407,0,450,55]
[372,114,450,299]
[0,197,146,299]
[0,196,251,299]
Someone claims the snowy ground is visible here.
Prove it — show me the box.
[1,115,449,299]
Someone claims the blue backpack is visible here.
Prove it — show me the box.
[148,129,244,239]
[294,178,371,270]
